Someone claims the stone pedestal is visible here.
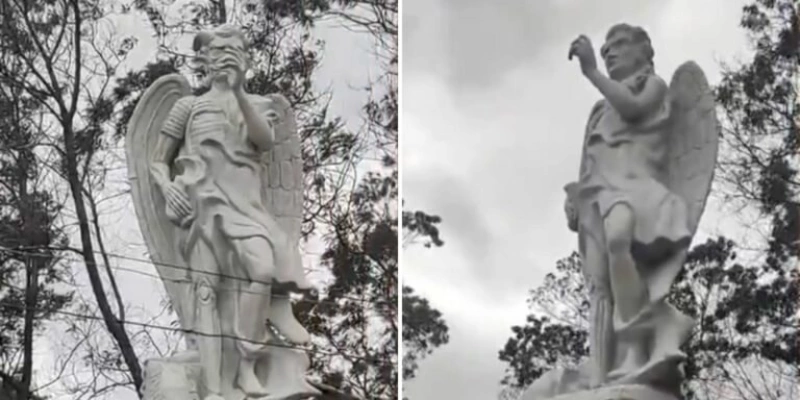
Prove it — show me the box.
[141,357,202,400]
[141,348,326,400]
[523,384,680,400]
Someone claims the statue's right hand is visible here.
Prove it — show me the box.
[163,182,192,220]
[564,196,578,232]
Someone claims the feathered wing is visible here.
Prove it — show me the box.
[261,93,303,244]
[259,93,313,291]
[666,61,720,236]
[126,73,193,326]
[647,61,719,301]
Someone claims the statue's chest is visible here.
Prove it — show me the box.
[186,97,246,147]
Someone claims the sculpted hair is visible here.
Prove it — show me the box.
[605,23,655,67]
[193,25,250,54]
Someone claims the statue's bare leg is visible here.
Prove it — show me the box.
[603,203,648,374]
[218,275,241,396]
[186,239,226,400]
[194,275,224,399]
[233,237,275,396]
[581,226,614,388]
[649,252,694,363]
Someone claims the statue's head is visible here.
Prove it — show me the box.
[600,23,654,81]
[192,25,250,84]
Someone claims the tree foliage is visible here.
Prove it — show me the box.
[0,0,130,395]
[401,207,449,390]
[0,40,72,400]
[499,237,798,400]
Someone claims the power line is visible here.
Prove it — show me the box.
[0,301,396,367]
[0,246,395,307]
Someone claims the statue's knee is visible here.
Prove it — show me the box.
[249,268,273,285]
[606,233,631,255]
[239,239,275,283]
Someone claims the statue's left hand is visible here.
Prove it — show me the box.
[568,35,597,76]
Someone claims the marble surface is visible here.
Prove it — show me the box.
[525,22,718,399]
[127,25,318,400]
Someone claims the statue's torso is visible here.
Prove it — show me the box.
[172,93,273,240]
[581,93,672,186]
[180,94,256,158]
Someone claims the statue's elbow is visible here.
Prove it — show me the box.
[618,104,652,123]
[251,127,275,151]
[149,162,169,187]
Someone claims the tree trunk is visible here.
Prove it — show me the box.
[62,124,144,394]
[21,257,39,400]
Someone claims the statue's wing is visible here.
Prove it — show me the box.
[125,73,192,324]
[666,61,720,236]
[261,93,303,243]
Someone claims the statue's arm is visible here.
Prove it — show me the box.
[149,97,191,190]
[564,181,579,232]
[235,91,275,151]
[565,102,602,233]
[585,70,667,122]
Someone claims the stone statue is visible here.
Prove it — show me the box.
[522,24,719,400]
[127,25,321,400]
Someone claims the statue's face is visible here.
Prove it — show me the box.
[600,30,645,80]
[207,35,247,73]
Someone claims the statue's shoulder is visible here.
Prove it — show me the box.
[588,99,606,118]
[248,92,290,106]
[170,95,197,113]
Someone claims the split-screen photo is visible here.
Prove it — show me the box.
[0,1,797,400]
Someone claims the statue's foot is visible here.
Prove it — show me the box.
[236,360,269,397]
[269,315,310,345]
[236,328,280,358]
[269,296,310,345]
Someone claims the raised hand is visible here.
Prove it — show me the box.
[569,35,598,76]
[215,49,247,90]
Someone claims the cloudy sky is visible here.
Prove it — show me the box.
[401,0,752,399]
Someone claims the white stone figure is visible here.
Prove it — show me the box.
[523,23,718,400]
[127,25,320,400]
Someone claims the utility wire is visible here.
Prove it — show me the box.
[0,246,395,307]
[0,301,395,367]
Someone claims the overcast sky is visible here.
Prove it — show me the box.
[401,0,752,399]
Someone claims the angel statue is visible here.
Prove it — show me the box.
[127,25,321,400]
[521,24,718,400]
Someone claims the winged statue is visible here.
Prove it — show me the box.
[524,23,719,400]
[127,25,319,400]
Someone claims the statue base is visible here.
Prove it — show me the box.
[522,384,680,400]
[141,348,324,400]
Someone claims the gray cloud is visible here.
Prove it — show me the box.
[403,0,667,89]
